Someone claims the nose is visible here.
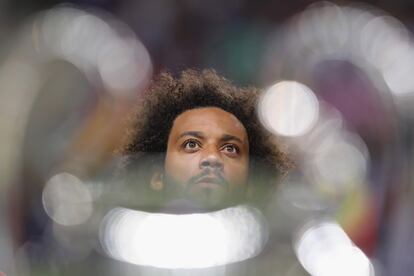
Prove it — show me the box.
[199,151,224,170]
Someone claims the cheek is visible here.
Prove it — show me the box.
[225,160,249,186]
[164,152,199,182]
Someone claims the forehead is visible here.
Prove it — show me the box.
[170,107,247,139]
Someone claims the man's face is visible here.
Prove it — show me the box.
[163,107,249,209]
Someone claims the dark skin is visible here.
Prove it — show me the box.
[156,107,250,209]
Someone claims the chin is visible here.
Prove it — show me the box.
[188,190,247,212]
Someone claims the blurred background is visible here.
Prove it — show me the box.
[1,0,414,275]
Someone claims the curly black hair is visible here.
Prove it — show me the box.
[118,69,290,205]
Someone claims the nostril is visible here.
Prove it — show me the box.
[200,160,210,167]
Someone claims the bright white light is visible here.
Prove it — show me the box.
[40,7,85,57]
[381,50,414,95]
[298,2,348,57]
[211,205,268,262]
[41,8,113,69]
[59,13,113,71]
[97,37,152,95]
[100,205,268,269]
[39,6,152,97]
[295,221,374,276]
[259,81,319,137]
[358,14,414,95]
[360,16,410,71]
[42,172,93,226]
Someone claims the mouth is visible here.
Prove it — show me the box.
[194,176,225,187]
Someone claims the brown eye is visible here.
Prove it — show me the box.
[222,144,239,154]
[183,139,200,151]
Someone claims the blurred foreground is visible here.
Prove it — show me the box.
[1,1,414,276]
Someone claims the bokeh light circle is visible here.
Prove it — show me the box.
[42,172,93,226]
[294,221,375,276]
[259,81,319,137]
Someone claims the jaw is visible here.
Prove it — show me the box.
[162,174,249,212]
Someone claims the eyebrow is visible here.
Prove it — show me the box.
[178,131,205,140]
[177,131,244,144]
[221,134,243,144]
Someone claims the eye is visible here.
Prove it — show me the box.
[222,144,239,155]
[183,139,201,151]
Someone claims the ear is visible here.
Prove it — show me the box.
[150,171,164,191]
